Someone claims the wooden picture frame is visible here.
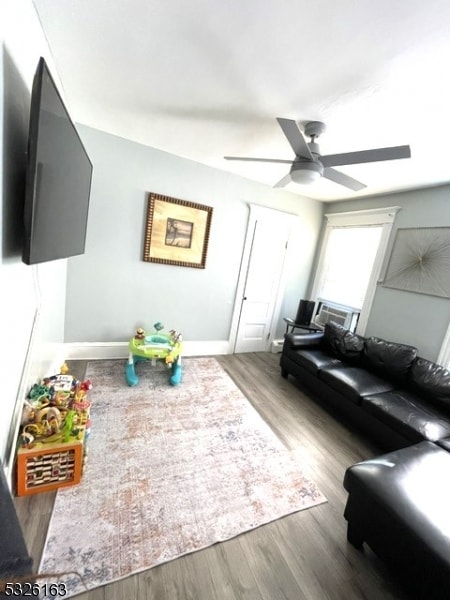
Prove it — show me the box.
[143,192,213,268]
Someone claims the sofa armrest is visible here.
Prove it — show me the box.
[283,331,324,350]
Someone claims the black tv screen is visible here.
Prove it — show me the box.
[22,57,93,265]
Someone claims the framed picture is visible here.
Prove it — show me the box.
[143,192,213,268]
[382,226,450,298]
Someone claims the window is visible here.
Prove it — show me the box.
[438,322,450,369]
[317,226,383,310]
[311,207,400,335]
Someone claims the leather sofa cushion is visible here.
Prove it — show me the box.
[361,390,450,443]
[288,348,343,376]
[435,437,450,452]
[410,357,450,414]
[319,366,395,405]
[323,322,364,363]
[363,336,417,381]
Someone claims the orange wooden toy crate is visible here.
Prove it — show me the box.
[16,436,84,497]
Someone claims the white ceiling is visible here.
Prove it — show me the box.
[33,0,450,202]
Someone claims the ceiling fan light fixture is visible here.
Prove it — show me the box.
[225,118,410,191]
[290,162,323,185]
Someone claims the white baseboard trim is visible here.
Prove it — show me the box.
[63,340,232,361]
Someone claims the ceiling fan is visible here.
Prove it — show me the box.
[224,118,411,191]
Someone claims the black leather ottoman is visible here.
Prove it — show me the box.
[343,441,450,599]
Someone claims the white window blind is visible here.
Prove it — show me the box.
[438,321,450,369]
[318,226,383,309]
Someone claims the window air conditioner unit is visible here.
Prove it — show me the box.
[313,301,360,332]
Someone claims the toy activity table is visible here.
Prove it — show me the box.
[17,365,92,496]
[125,323,182,386]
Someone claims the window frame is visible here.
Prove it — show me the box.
[438,322,450,369]
[310,206,401,335]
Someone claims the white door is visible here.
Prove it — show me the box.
[234,216,290,353]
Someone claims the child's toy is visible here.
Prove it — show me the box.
[125,322,183,386]
[16,364,93,496]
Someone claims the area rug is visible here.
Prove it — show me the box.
[39,357,326,597]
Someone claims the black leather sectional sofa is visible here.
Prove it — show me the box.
[280,322,450,450]
[280,322,450,598]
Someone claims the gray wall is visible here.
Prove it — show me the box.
[65,126,323,344]
[1,1,68,474]
[324,185,450,360]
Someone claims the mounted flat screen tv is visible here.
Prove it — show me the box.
[22,57,93,265]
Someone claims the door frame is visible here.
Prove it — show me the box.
[228,204,297,353]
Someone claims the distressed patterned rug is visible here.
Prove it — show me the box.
[39,357,326,597]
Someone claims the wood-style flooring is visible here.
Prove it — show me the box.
[13,353,408,599]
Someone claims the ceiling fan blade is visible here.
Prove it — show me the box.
[276,118,314,161]
[273,173,292,188]
[324,167,366,191]
[224,156,293,164]
[321,145,411,168]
